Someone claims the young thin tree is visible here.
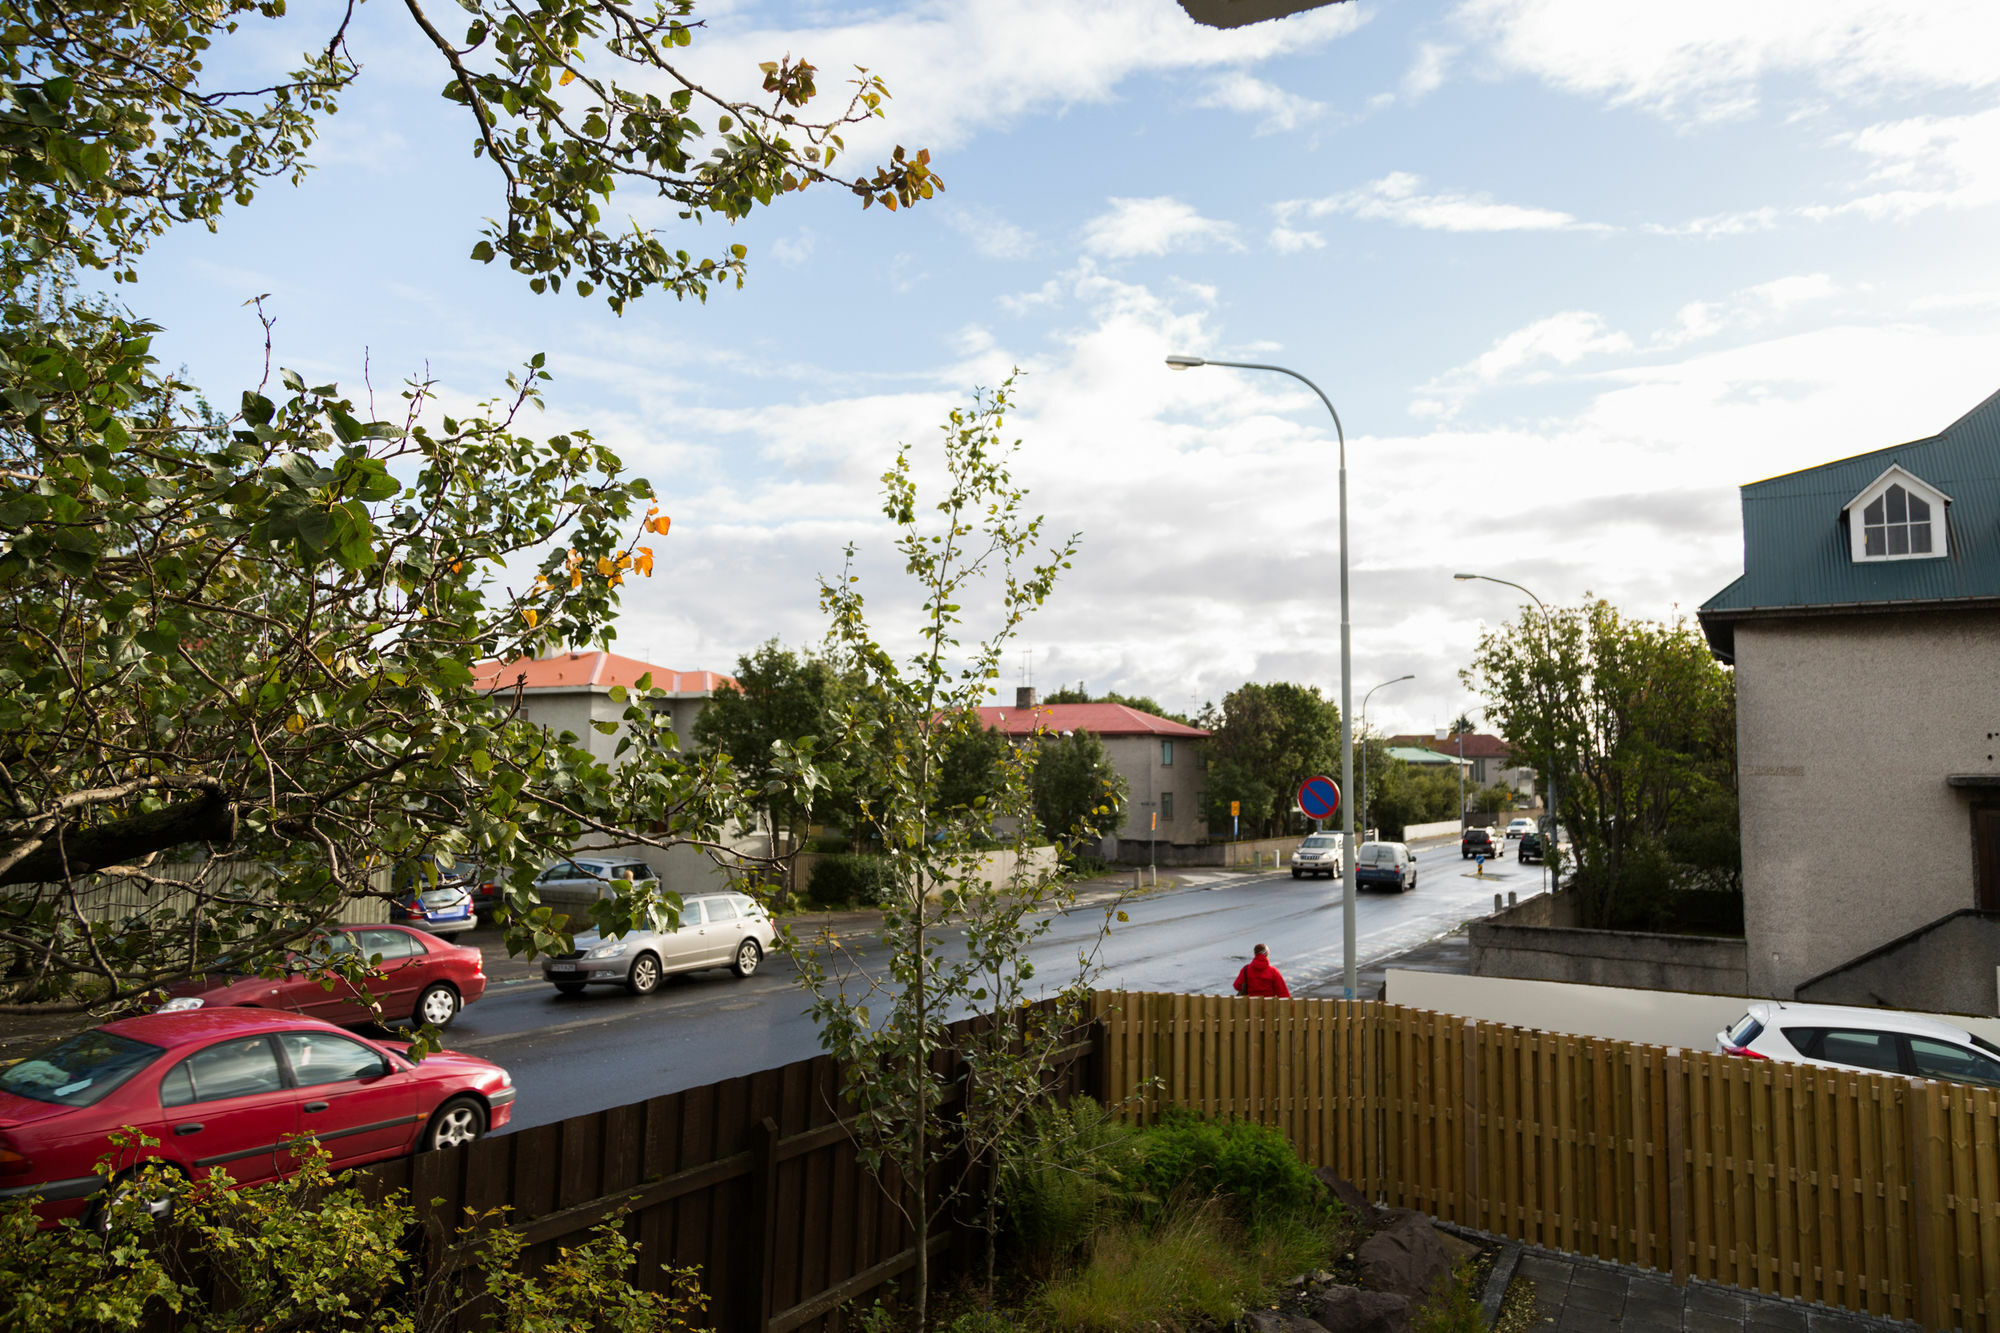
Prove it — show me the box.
[785,377,1116,1329]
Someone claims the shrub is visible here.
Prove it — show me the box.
[1129,1109,1320,1219]
[1412,1260,1486,1333]
[0,1137,708,1333]
[806,853,899,908]
[998,1096,1139,1274]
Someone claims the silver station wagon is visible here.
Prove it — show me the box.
[540,891,776,996]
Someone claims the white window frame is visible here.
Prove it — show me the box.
[1843,464,1951,564]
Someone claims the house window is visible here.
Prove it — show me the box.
[1862,484,1933,557]
[1161,740,1174,767]
[1161,792,1174,820]
[1846,467,1949,563]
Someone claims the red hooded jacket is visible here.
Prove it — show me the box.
[1233,954,1291,998]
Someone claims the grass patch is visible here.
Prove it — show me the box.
[1035,1196,1348,1333]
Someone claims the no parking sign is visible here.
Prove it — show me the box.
[1296,775,1341,822]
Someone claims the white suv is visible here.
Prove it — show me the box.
[1290,832,1344,880]
[1717,1002,2000,1088]
[541,891,776,996]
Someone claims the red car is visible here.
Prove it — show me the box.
[162,923,487,1029]
[0,1008,514,1226]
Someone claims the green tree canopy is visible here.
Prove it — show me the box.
[1464,599,1739,927]
[1198,682,1342,839]
[1028,728,1128,854]
[0,0,936,1008]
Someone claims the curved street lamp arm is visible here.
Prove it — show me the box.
[1197,358,1346,458]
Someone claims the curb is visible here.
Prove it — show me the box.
[1478,1243,1521,1327]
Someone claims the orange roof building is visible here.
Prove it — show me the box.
[474,650,736,763]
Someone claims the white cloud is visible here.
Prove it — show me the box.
[1081,197,1242,258]
[1194,72,1323,134]
[1808,105,2000,221]
[1451,0,2000,124]
[1278,172,1599,233]
[1401,43,1455,101]
[943,205,1037,260]
[1268,226,1326,254]
[768,230,816,266]
[1415,311,1633,415]
[1643,207,1781,238]
[672,0,1367,160]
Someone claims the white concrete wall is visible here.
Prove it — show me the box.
[1385,969,2000,1049]
[1735,611,2000,996]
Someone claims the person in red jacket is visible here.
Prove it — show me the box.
[1232,943,1291,998]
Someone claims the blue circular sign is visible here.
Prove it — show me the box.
[1297,775,1341,821]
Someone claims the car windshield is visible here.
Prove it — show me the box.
[0,1030,164,1107]
[1301,835,1338,849]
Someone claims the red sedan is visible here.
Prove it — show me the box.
[162,923,487,1028]
[0,1008,514,1226]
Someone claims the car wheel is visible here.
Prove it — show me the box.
[1291,869,1301,879]
[414,982,461,1027]
[625,952,662,995]
[422,1096,487,1151]
[731,939,763,978]
[553,980,587,995]
[90,1162,186,1234]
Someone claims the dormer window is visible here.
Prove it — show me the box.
[1844,465,1951,564]
[1862,484,1932,557]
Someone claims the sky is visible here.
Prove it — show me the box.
[120,0,2000,739]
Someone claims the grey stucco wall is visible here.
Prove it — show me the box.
[1794,910,2000,1017]
[1105,735,1208,845]
[1469,892,1749,994]
[1734,611,2000,997]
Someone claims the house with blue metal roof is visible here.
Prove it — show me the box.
[1698,387,2000,1010]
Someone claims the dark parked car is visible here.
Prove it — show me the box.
[160,924,487,1029]
[1461,827,1499,860]
[0,1007,514,1227]
[1517,831,1545,864]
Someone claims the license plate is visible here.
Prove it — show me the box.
[549,962,577,974]
[429,905,471,920]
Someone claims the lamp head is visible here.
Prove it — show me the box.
[1165,354,1205,371]
[1453,573,1476,581]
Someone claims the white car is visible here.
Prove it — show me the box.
[529,857,661,902]
[540,890,776,996]
[1504,818,1536,840]
[1717,1002,2000,1088]
[1290,832,1344,880]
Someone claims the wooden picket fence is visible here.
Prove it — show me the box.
[1093,991,2000,1332]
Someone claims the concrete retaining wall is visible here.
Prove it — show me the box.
[1795,909,2000,1016]
[1468,890,1749,994]
[1386,969,2000,1047]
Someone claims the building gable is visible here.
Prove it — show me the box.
[1699,385,2000,660]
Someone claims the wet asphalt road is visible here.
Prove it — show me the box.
[443,837,1548,1131]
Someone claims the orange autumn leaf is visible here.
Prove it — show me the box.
[650,515,672,536]
[635,546,654,576]
[522,607,539,628]
[595,557,615,577]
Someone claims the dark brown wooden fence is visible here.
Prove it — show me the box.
[366,1012,1099,1333]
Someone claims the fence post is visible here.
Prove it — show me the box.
[1904,1081,1938,1330]
[740,1117,780,1333]
[1461,1020,1479,1230]
[1665,1048,1688,1285]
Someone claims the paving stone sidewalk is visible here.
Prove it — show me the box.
[1512,1249,1917,1331]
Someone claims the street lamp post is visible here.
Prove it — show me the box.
[1359,674,1414,841]
[1454,572,1557,894]
[1167,352,1361,998]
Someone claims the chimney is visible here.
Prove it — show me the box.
[1016,687,1037,709]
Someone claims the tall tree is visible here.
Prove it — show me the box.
[1464,600,1739,927]
[1199,682,1342,838]
[0,1,935,1007]
[1028,729,1128,856]
[786,377,1108,1330]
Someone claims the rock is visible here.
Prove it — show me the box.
[1246,1309,1331,1333]
[1355,1214,1453,1302]
[1435,1228,1481,1264]
[1308,1285,1411,1333]
[1314,1169,1382,1228]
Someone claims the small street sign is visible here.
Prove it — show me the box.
[1230,801,1240,817]
[1297,775,1341,822]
